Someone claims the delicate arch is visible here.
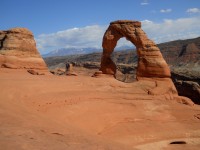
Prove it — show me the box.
[100,20,171,78]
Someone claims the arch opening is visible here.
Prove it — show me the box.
[111,37,138,83]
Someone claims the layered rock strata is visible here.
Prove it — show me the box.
[100,20,170,78]
[97,20,190,102]
[0,28,47,70]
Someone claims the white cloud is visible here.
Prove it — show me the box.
[186,8,200,13]
[36,25,107,53]
[36,17,200,54]
[140,0,149,5]
[36,25,134,53]
[160,9,172,13]
[142,17,200,43]
[141,2,149,5]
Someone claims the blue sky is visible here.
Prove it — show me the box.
[2,0,200,54]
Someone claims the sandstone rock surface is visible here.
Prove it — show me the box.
[0,28,47,70]
[27,69,45,75]
[96,20,178,98]
[100,20,170,78]
[0,69,200,150]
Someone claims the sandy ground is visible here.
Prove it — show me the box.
[0,68,200,150]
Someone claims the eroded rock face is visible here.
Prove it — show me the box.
[0,28,47,70]
[171,70,200,104]
[97,20,184,100]
[100,20,170,78]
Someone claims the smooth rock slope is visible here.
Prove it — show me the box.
[0,69,200,150]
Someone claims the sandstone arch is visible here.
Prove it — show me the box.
[100,20,171,78]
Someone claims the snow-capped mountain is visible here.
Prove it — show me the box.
[42,47,101,57]
[42,45,134,57]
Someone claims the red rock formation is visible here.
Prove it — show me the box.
[100,20,170,78]
[96,20,184,100]
[158,37,200,67]
[0,28,47,70]
[65,63,78,76]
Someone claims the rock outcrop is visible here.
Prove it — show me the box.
[96,20,188,102]
[65,63,77,76]
[159,37,200,67]
[100,20,170,78]
[0,28,47,70]
[171,70,200,104]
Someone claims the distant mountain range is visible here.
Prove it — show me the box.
[44,37,200,69]
[42,47,100,57]
[42,45,134,57]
